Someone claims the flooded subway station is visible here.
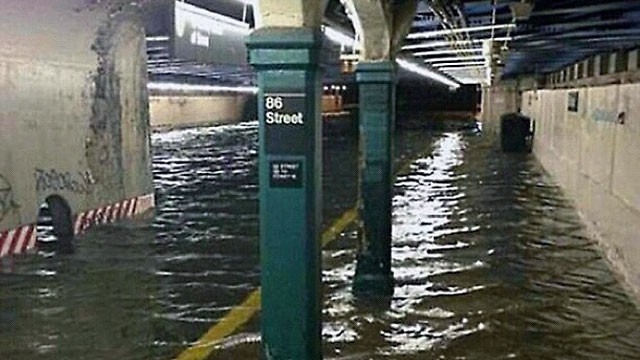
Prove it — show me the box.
[1,1,640,360]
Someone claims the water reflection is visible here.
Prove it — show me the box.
[321,132,640,359]
[1,123,639,360]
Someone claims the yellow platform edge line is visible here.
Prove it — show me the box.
[175,289,261,360]
[173,206,358,360]
[174,147,428,360]
[321,208,358,247]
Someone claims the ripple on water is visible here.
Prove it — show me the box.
[2,124,640,360]
[322,132,640,359]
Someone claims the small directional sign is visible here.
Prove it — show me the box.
[269,160,303,188]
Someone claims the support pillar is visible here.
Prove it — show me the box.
[353,61,396,296]
[247,28,322,360]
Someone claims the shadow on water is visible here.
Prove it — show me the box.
[1,121,640,360]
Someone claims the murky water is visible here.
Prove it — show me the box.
[318,133,640,360]
[1,121,640,360]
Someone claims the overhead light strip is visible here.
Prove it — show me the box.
[456,79,484,84]
[433,61,486,68]
[320,27,459,89]
[408,23,516,40]
[146,36,170,42]
[396,58,460,89]
[413,48,483,56]
[148,82,258,94]
[322,26,357,48]
[402,37,512,50]
[439,65,486,71]
[424,55,485,63]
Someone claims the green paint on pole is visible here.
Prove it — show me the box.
[353,61,396,297]
[246,28,322,360]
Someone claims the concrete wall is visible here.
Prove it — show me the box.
[480,80,519,133]
[149,94,254,128]
[0,1,153,235]
[521,83,640,299]
[148,93,350,128]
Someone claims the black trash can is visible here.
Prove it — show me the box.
[500,113,533,153]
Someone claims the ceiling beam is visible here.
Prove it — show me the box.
[413,48,483,56]
[407,23,515,39]
[402,36,512,50]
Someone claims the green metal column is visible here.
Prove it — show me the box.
[246,28,322,360]
[353,61,396,297]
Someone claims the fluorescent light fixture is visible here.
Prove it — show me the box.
[433,61,486,68]
[396,58,460,89]
[339,0,364,49]
[148,82,258,94]
[431,61,485,70]
[440,66,485,71]
[146,36,170,42]
[455,78,484,84]
[408,24,516,40]
[323,26,357,48]
[441,70,483,75]
[438,67,486,84]
[424,55,485,63]
[402,37,512,50]
[413,48,483,56]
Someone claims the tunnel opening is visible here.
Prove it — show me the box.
[36,195,74,253]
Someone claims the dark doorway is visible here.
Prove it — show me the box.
[36,195,74,253]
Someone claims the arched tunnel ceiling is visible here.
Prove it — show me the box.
[145,0,640,87]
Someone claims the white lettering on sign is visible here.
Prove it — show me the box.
[272,162,300,181]
[266,111,304,125]
[264,95,305,125]
[265,96,283,110]
[190,29,210,47]
[269,160,303,187]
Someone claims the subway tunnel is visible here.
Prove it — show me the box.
[0,0,640,359]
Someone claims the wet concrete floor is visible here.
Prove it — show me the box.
[1,122,640,359]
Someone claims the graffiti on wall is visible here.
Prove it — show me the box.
[34,168,95,195]
[0,175,19,222]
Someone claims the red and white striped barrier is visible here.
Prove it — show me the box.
[0,193,154,258]
[73,193,155,236]
[0,224,37,257]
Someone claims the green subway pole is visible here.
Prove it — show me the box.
[353,61,396,297]
[247,28,322,360]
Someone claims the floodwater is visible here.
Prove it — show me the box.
[1,121,640,360]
